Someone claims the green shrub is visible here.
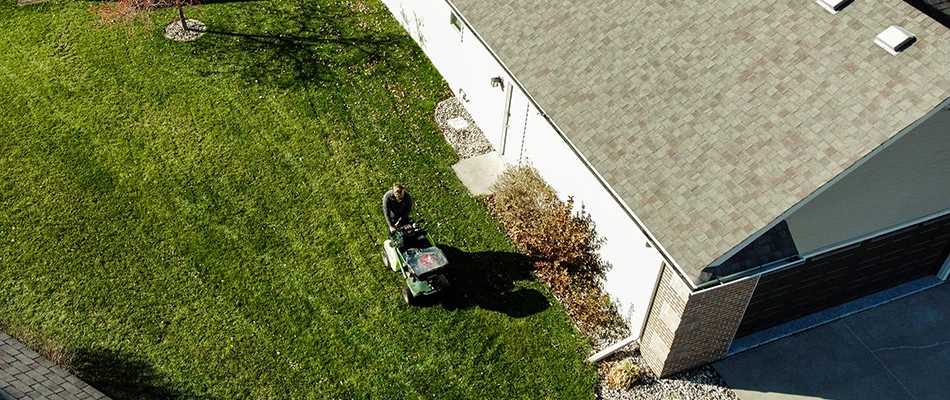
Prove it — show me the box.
[488,165,621,336]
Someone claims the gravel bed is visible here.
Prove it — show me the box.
[595,347,738,400]
[434,95,738,400]
[163,19,207,42]
[433,97,493,159]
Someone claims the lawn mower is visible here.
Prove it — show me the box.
[380,221,450,305]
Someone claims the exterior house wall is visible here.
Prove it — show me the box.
[518,103,667,336]
[382,0,950,377]
[384,0,510,151]
[641,264,758,376]
[738,210,950,337]
[381,0,668,336]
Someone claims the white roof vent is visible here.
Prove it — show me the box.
[875,26,917,55]
[816,0,853,14]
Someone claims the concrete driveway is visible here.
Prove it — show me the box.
[715,281,950,400]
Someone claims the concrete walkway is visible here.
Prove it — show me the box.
[715,281,949,400]
[451,151,507,196]
[0,331,108,400]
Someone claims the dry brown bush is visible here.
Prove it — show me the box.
[603,359,642,389]
[92,0,196,30]
[488,165,624,338]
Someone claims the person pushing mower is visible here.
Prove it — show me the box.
[383,183,413,233]
[379,182,450,305]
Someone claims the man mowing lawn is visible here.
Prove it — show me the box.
[383,182,413,233]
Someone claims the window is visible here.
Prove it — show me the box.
[450,12,462,32]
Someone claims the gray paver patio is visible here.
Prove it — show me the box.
[0,331,108,400]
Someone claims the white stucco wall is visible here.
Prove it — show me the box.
[385,0,511,151]
[382,0,667,336]
[518,104,666,334]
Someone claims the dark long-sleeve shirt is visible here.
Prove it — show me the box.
[383,190,413,229]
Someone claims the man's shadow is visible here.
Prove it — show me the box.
[427,245,550,318]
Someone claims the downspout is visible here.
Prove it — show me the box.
[588,336,637,363]
[939,250,950,281]
[587,261,668,363]
[499,80,513,155]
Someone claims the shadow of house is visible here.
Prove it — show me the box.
[72,347,199,400]
[436,246,549,318]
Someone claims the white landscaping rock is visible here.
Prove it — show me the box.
[434,97,493,159]
[163,19,206,42]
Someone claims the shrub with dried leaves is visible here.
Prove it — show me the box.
[603,359,642,389]
[488,165,624,338]
[92,0,197,31]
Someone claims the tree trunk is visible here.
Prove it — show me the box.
[178,4,187,31]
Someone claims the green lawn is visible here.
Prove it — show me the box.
[0,0,597,398]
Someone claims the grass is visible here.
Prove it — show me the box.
[0,0,598,398]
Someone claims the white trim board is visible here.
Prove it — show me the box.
[939,252,950,281]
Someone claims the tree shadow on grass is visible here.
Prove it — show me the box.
[433,245,550,318]
[194,0,408,90]
[72,347,200,400]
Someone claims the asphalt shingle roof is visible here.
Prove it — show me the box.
[450,0,950,278]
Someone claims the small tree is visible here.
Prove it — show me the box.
[488,166,609,292]
[170,0,191,30]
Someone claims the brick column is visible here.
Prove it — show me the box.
[641,264,758,377]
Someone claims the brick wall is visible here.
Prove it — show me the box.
[641,264,758,377]
[640,265,687,374]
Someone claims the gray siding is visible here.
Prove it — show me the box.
[786,105,950,254]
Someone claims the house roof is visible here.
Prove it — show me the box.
[450,0,950,279]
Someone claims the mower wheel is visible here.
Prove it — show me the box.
[402,287,415,305]
[380,246,390,269]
